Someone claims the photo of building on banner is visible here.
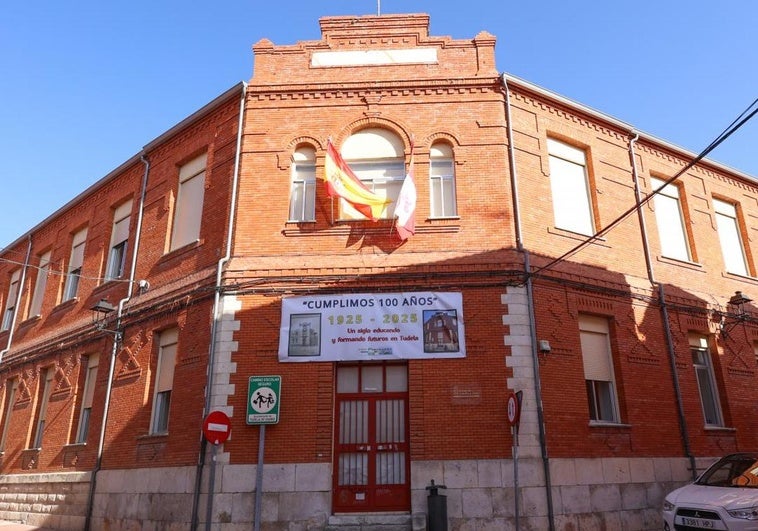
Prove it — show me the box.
[278,292,466,362]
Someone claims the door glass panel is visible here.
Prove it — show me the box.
[376,452,406,484]
[361,365,383,393]
[385,365,408,392]
[339,453,368,485]
[376,400,405,443]
[339,400,367,444]
[337,366,359,393]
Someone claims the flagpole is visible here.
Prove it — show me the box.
[377,0,380,16]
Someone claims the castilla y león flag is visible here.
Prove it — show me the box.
[324,140,391,221]
[395,142,416,240]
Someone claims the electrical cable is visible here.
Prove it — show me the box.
[530,98,758,278]
[0,255,135,286]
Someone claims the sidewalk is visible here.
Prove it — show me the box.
[0,521,54,530]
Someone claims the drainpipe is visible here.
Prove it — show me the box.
[84,153,150,531]
[629,135,696,478]
[190,81,247,530]
[502,74,555,530]
[0,235,32,364]
[523,251,555,531]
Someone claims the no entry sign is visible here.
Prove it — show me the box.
[203,410,232,445]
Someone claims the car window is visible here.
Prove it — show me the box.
[697,455,758,488]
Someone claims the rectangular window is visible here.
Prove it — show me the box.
[63,228,87,301]
[430,144,457,218]
[105,201,132,281]
[75,355,99,444]
[651,177,691,261]
[28,251,51,318]
[690,334,723,427]
[1,270,21,332]
[0,378,18,452]
[579,314,619,423]
[151,329,178,434]
[547,138,595,235]
[170,153,207,251]
[30,367,54,448]
[289,148,316,222]
[713,198,749,276]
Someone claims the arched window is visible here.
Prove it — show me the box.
[429,143,457,218]
[339,128,405,220]
[289,146,316,222]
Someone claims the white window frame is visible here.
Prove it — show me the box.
[579,314,620,423]
[28,251,51,318]
[289,147,317,222]
[150,329,178,434]
[63,228,87,302]
[0,378,18,452]
[75,355,99,444]
[547,138,595,236]
[105,201,132,281]
[429,143,457,218]
[713,198,749,276]
[170,153,207,251]
[650,177,691,261]
[31,367,54,449]
[1,270,21,332]
[340,128,405,221]
[690,334,724,427]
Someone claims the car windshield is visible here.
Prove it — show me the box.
[696,454,758,488]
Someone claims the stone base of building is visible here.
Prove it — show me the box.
[0,456,705,530]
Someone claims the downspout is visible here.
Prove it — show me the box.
[502,74,523,250]
[190,80,247,530]
[0,235,32,364]
[502,74,555,530]
[84,153,150,531]
[629,134,696,479]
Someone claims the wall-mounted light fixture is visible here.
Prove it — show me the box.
[538,339,551,354]
[90,299,121,339]
[719,291,753,339]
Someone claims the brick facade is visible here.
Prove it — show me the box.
[0,12,756,531]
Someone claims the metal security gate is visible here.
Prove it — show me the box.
[333,363,410,512]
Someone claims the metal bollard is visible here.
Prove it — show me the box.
[426,479,448,531]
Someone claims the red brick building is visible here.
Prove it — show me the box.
[0,13,756,531]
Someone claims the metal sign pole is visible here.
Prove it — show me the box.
[253,425,266,531]
[205,443,217,531]
[513,424,520,531]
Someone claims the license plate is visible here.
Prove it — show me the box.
[678,516,714,528]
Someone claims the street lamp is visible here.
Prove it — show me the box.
[719,291,753,338]
[90,299,121,338]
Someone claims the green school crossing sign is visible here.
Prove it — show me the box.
[247,375,281,425]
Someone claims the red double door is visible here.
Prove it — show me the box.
[333,363,410,513]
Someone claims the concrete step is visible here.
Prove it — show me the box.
[326,512,425,531]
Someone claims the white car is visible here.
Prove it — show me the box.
[663,452,758,530]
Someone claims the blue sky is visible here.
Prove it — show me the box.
[1,0,756,248]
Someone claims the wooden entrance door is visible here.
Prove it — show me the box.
[333,363,410,512]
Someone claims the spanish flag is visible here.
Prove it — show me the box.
[324,140,391,221]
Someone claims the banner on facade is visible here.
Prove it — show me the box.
[278,292,466,362]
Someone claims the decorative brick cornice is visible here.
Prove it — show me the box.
[510,90,628,143]
[247,77,499,104]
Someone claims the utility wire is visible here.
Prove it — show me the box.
[530,98,758,277]
[0,255,135,286]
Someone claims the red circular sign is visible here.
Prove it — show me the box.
[202,410,231,445]
[506,393,521,427]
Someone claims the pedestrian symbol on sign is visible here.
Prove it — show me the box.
[251,387,277,413]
